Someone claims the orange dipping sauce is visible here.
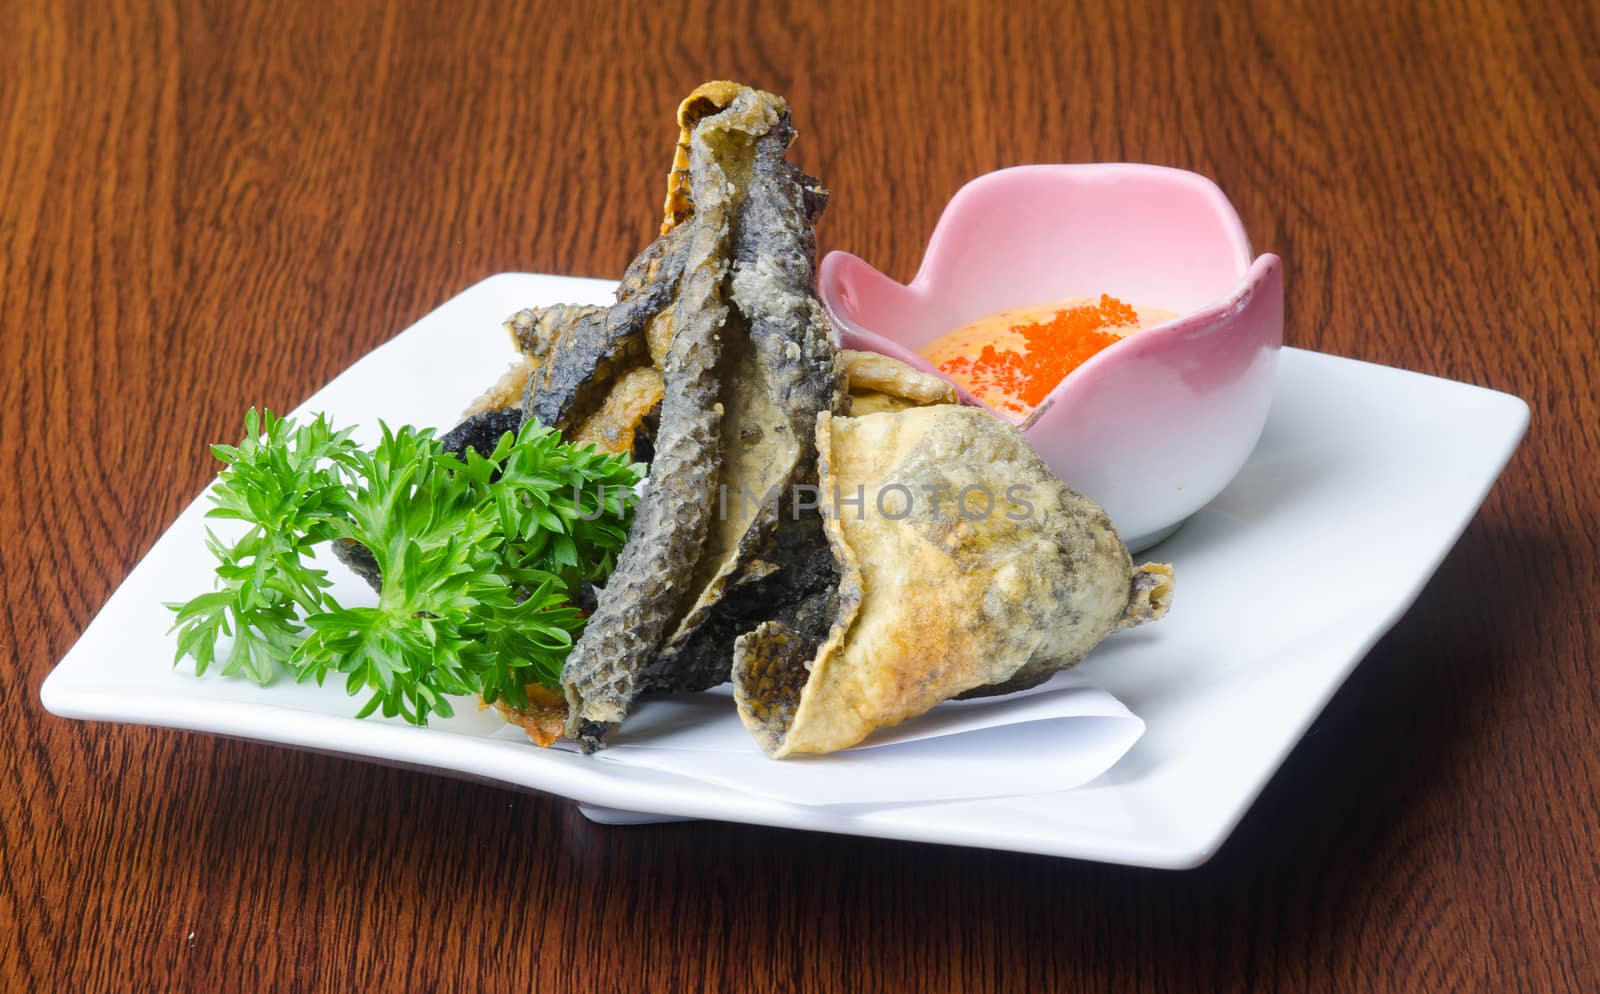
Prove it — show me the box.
[920,294,1177,421]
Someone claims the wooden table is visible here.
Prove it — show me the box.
[5,0,1597,989]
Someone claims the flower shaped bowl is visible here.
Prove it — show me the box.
[819,164,1284,551]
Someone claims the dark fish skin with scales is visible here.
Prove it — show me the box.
[641,503,838,694]
[520,225,692,433]
[440,407,524,461]
[562,88,844,748]
[557,90,780,747]
[644,112,842,689]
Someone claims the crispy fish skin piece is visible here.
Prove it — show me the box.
[839,349,958,405]
[461,305,604,420]
[734,406,1173,757]
[640,488,840,693]
[463,356,537,419]
[508,303,606,362]
[522,270,671,432]
[440,407,526,462]
[331,538,384,592]
[514,224,693,433]
[959,560,1175,697]
[561,85,785,745]
[659,80,750,234]
[846,391,920,416]
[654,110,842,667]
[840,350,957,416]
[489,685,569,747]
[570,366,665,455]
[502,244,682,454]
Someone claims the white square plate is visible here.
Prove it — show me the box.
[40,273,1528,868]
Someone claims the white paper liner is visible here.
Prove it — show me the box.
[554,670,1143,806]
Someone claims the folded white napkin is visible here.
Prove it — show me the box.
[556,671,1143,806]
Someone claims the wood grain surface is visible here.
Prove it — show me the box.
[4,0,1597,990]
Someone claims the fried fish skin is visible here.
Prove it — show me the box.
[489,684,569,747]
[569,366,665,456]
[508,303,606,364]
[560,84,786,746]
[521,234,688,434]
[839,349,958,406]
[651,105,841,676]
[462,356,537,420]
[640,485,841,695]
[734,406,1172,757]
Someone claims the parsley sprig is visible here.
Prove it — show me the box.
[167,409,640,724]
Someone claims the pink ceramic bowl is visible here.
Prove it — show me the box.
[819,164,1283,551]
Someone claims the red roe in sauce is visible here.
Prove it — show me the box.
[921,294,1175,420]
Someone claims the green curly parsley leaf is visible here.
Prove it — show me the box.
[166,409,359,684]
[167,409,640,725]
[475,419,642,591]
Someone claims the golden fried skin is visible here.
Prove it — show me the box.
[571,366,665,455]
[840,349,958,405]
[734,406,1171,756]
